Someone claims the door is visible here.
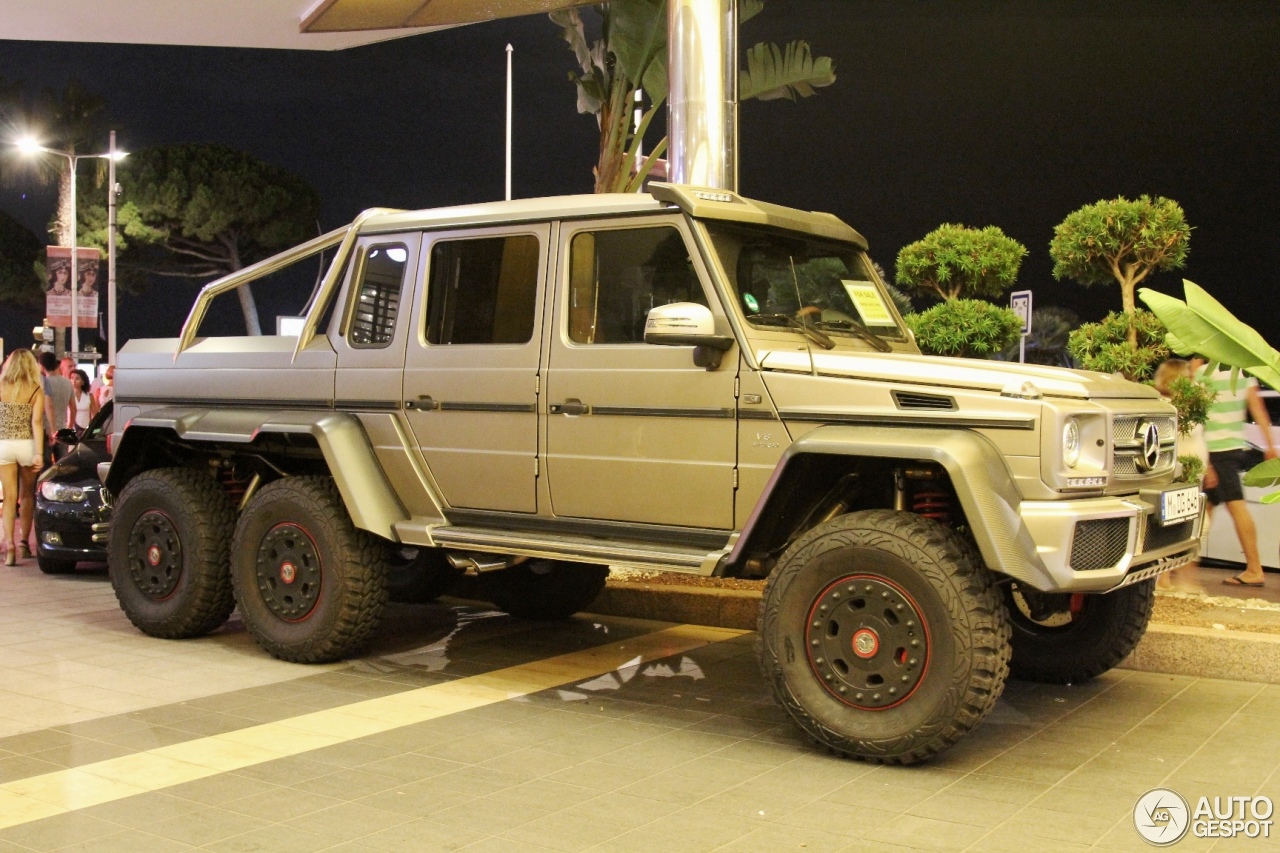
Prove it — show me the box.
[545,218,738,530]
[403,225,550,514]
[333,234,420,408]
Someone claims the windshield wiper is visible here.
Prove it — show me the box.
[745,313,836,349]
[812,319,893,353]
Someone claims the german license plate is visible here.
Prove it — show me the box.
[1158,485,1201,525]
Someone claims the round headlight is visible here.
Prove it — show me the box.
[1062,419,1082,468]
[40,481,87,503]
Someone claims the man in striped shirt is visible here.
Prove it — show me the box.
[1193,359,1278,586]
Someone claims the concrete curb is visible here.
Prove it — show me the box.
[579,581,1280,685]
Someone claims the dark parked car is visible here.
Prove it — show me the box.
[34,401,112,574]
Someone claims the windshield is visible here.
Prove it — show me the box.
[703,222,907,344]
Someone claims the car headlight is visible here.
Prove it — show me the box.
[1062,419,1082,468]
[41,481,89,503]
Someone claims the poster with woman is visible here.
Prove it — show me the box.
[45,246,101,328]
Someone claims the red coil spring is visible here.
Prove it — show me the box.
[912,488,951,523]
[218,467,251,506]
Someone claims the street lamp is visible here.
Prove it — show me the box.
[14,134,127,361]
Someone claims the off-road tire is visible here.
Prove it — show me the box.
[480,560,609,620]
[758,509,1011,764]
[231,477,388,663]
[108,468,236,638]
[37,555,78,574]
[387,546,462,604]
[1004,579,1155,684]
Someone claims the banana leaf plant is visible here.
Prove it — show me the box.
[1140,279,1280,502]
[551,0,835,193]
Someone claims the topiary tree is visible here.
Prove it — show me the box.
[999,306,1077,367]
[895,223,1027,302]
[1050,195,1190,349]
[1066,309,1169,382]
[905,299,1022,359]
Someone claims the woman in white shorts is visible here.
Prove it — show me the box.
[0,350,45,566]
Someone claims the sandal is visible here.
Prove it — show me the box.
[4,550,14,567]
[1223,575,1265,587]
[16,543,30,560]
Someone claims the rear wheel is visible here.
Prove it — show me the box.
[479,560,608,620]
[107,468,236,638]
[1004,580,1154,684]
[231,477,388,663]
[758,510,1011,764]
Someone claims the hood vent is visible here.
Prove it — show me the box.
[892,391,957,411]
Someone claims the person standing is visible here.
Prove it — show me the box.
[0,350,45,566]
[39,353,72,463]
[68,369,98,435]
[1194,358,1278,586]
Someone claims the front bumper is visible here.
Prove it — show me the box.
[34,495,110,565]
[1019,491,1205,592]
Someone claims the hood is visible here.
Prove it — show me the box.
[757,348,1160,401]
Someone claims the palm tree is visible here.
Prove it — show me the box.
[0,79,109,246]
[551,0,836,193]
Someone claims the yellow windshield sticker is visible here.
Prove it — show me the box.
[842,281,895,326]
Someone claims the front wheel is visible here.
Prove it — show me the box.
[1004,580,1154,684]
[231,477,388,663]
[758,510,1011,764]
[479,560,608,620]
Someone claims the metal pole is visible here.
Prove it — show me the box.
[505,43,513,202]
[1019,334,1026,364]
[69,153,79,356]
[108,131,118,366]
[667,0,738,190]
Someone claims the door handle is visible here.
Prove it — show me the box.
[405,395,439,411]
[550,398,589,416]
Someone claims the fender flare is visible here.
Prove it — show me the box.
[732,424,1053,587]
[104,407,408,540]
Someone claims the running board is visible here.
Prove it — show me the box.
[425,525,724,576]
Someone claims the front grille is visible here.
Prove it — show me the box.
[1112,415,1177,479]
[1144,519,1195,552]
[1071,518,1130,570]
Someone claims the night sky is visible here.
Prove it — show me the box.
[1,0,1278,354]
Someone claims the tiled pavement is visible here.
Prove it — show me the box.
[2,562,1279,852]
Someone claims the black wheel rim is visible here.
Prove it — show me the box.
[129,510,183,600]
[805,574,931,710]
[256,523,322,622]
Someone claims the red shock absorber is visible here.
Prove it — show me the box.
[912,488,951,524]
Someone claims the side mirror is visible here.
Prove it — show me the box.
[55,428,80,446]
[644,302,734,369]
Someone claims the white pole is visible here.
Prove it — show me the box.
[108,131,118,366]
[634,89,644,160]
[69,154,79,356]
[505,43,513,202]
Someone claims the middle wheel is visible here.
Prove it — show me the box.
[231,477,388,663]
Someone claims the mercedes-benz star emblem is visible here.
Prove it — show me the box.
[1136,421,1161,472]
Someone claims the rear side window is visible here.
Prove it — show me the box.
[347,244,408,347]
[426,235,540,345]
[567,226,707,344]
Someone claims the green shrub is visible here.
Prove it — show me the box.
[905,299,1023,359]
[1067,310,1169,381]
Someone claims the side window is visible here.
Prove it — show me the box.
[568,226,708,344]
[426,235,540,345]
[347,244,408,347]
